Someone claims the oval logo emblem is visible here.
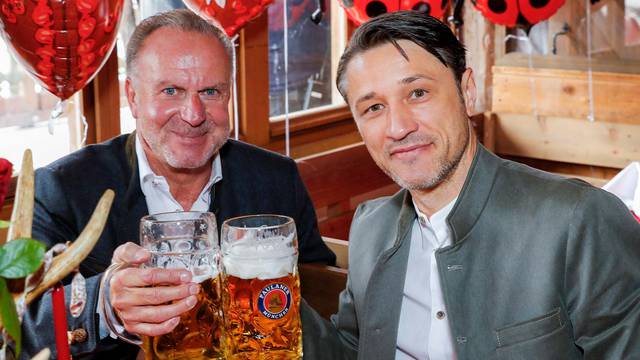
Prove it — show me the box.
[257,283,291,319]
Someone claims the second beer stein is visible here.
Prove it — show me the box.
[221,214,303,359]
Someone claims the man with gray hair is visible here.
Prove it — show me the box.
[21,9,334,359]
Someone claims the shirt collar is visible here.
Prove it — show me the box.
[135,135,223,202]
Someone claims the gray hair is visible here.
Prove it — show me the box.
[126,9,233,76]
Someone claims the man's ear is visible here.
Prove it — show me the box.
[460,68,477,116]
[125,77,138,118]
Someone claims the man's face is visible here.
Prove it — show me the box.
[126,28,231,170]
[343,40,476,191]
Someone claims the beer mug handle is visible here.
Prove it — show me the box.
[99,262,143,345]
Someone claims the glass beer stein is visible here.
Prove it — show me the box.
[220,215,303,360]
[103,211,225,360]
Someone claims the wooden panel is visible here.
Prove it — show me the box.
[297,142,399,240]
[238,12,270,146]
[492,64,640,124]
[83,50,121,144]
[494,113,640,169]
[297,143,396,208]
[299,263,347,319]
[502,155,619,186]
[322,237,348,269]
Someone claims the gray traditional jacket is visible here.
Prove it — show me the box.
[302,144,640,359]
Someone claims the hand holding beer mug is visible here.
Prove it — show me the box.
[103,211,224,360]
[221,215,303,359]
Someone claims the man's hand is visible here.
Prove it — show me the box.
[108,242,200,336]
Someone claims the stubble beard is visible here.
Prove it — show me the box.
[145,122,230,170]
[382,119,471,192]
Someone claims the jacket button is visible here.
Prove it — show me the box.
[68,328,88,344]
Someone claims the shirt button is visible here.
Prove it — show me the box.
[436,311,446,320]
[419,217,427,227]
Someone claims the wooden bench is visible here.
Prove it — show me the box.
[297,143,400,241]
[300,237,348,319]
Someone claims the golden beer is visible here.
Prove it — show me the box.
[223,272,302,359]
[142,276,225,360]
[221,214,303,360]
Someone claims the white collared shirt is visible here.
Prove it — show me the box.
[99,137,224,340]
[135,135,222,213]
[395,198,458,360]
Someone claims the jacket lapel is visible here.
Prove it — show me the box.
[115,132,148,247]
[360,191,416,358]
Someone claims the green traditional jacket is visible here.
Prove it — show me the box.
[302,143,640,360]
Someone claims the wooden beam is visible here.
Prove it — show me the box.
[237,12,270,146]
[82,50,121,144]
[493,113,640,169]
[492,61,640,124]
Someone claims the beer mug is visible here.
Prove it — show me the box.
[221,215,303,359]
[103,211,225,360]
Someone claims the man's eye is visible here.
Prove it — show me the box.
[410,88,428,98]
[162,87,177,96]
[364,103,384,114]
[202,88,219,96]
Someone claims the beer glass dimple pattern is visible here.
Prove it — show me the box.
[140,211,224,360]
[221,215,303,360]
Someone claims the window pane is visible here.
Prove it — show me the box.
[268,0,334,117]
[0,37,81,171]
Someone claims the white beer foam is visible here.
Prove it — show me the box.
[223,234,297,280]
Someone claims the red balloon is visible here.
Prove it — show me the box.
[183,0,275,37]
[0,0,124,100]
[472,0,565,28]
[339,0,448,27]
[518,0,564,26]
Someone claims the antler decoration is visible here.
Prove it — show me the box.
[6,150,34,244]
[1,149,114,328]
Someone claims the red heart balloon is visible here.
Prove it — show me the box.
[0,0,124,100]
[183,0,275,37]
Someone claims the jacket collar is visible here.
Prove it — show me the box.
[447,143,500,244]
[393,143,500,246]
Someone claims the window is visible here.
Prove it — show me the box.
[268,0,347,119]
[0,37,83,171]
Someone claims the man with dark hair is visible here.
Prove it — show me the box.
[302,10,640,359]
[21,9,334,359]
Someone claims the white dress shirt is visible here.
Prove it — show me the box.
[98,137,224,339]
[135,135,222,213]
[395,198,458,360]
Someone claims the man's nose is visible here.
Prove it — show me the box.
[180,93,206,126]
[386,105,418,140]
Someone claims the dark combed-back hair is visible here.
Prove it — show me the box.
[336,10,467,103]
[126,9,233,77]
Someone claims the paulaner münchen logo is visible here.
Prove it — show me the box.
[258,283,291,320]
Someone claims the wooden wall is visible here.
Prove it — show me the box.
[489,54,640,183]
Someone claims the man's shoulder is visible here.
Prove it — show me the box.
[496,156,596,196]
[353,190,407,224]
[221,139,293,165]
[42,134,130,173]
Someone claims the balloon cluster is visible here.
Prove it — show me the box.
[339,0,448,26]
[472,0,565,28]
[0,0,124,100]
